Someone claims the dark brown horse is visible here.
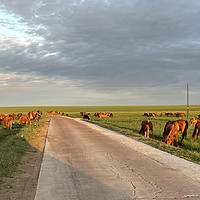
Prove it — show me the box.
[163,120,188,143]
[192,122,200,140]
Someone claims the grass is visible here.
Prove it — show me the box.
[0,105,200,177]
[0,116,47,178]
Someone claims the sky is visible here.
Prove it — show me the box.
[0,0,200,107]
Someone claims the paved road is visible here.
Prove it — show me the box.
[35,116,200,200]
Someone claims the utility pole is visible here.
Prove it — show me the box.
[187,83,189,119]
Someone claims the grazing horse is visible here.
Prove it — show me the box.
[37,111,43,117]
[192,122,200,140]
[46,111,51,117]
[80,112,87,116]
[143,113,149,117]
[2,116,12,129]
[160,112,166,116]
[0,114,7,121]
[97,113,108,119]
[55,111,61,115]
[173,113,186,117]
[166,113,173,116]
[139,120,154,138]
[18,115,31,125]
[17,113,23,119]
[163,120,188,143]
[190,118,200,127]
[28,111,39,125]
[9,113,16,120]
[105,112,113,117]
[164,122,179,146]
[149,113,155,117]
[83,114,90,120]
[153,113,159,117]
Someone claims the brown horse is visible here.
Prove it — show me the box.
[97,113,108,119]
[153,113,159,117]
[17,113,23,119]
[18,115,31,126]
[190,118,200,127]
[9,113,16,120]
[173,113,186,117]
[164,122,179,146]
[28,110,39,125]
[163,120,188,143]
[192,122,200,140]
[139,120,154,138]
[2,116,12,129]
[160,112,166,116]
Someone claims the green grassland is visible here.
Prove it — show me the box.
[0,105,200,177]
[0,116,47,178]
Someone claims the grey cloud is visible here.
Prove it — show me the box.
[0,0,200,105]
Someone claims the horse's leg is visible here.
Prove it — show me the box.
[175,135,178,146]
[151,128,154,138]
[144,130,147,137]
[192,125,197,139]
[171,136,174,146]
[197,129,199,140]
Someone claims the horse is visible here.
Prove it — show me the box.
[153,113,159,117]
[143,113,149,117]
[190,118,200,127]
[9,113,16,120]
[17,113,23,119]
[2,116,12,129]
[163,119,188,143]
[192,122,200,140]
[165,113,173,116]
[173,113,186,117]
[97,113,108,119]
[83,114,90,120]
[28,111,39,125]
[139,120,154,138]
[160,112,166,116]
[105,112,113,117]
[18,115,31,126]
[164,122,179,146]
[149,113,155,117]
[55,111,61,115]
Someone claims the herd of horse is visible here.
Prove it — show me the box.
[1,109,200,147]
[80,112,113,120]
[143,112,186,117]
[0,110,43,129]
[140,113,200,146]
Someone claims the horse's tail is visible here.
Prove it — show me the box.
[181,120,188,142]
[192,123,198,139]
[184,120,188,137]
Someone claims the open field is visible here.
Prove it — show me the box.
[1,105,200,170]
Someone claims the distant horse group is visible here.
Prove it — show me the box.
[80,112,113,120]
[143,112,186,117]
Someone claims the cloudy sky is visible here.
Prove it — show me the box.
[0,0,200,106]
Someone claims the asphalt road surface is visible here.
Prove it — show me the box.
[35,116,200,200]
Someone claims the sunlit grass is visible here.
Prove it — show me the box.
[1,105,200,165]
